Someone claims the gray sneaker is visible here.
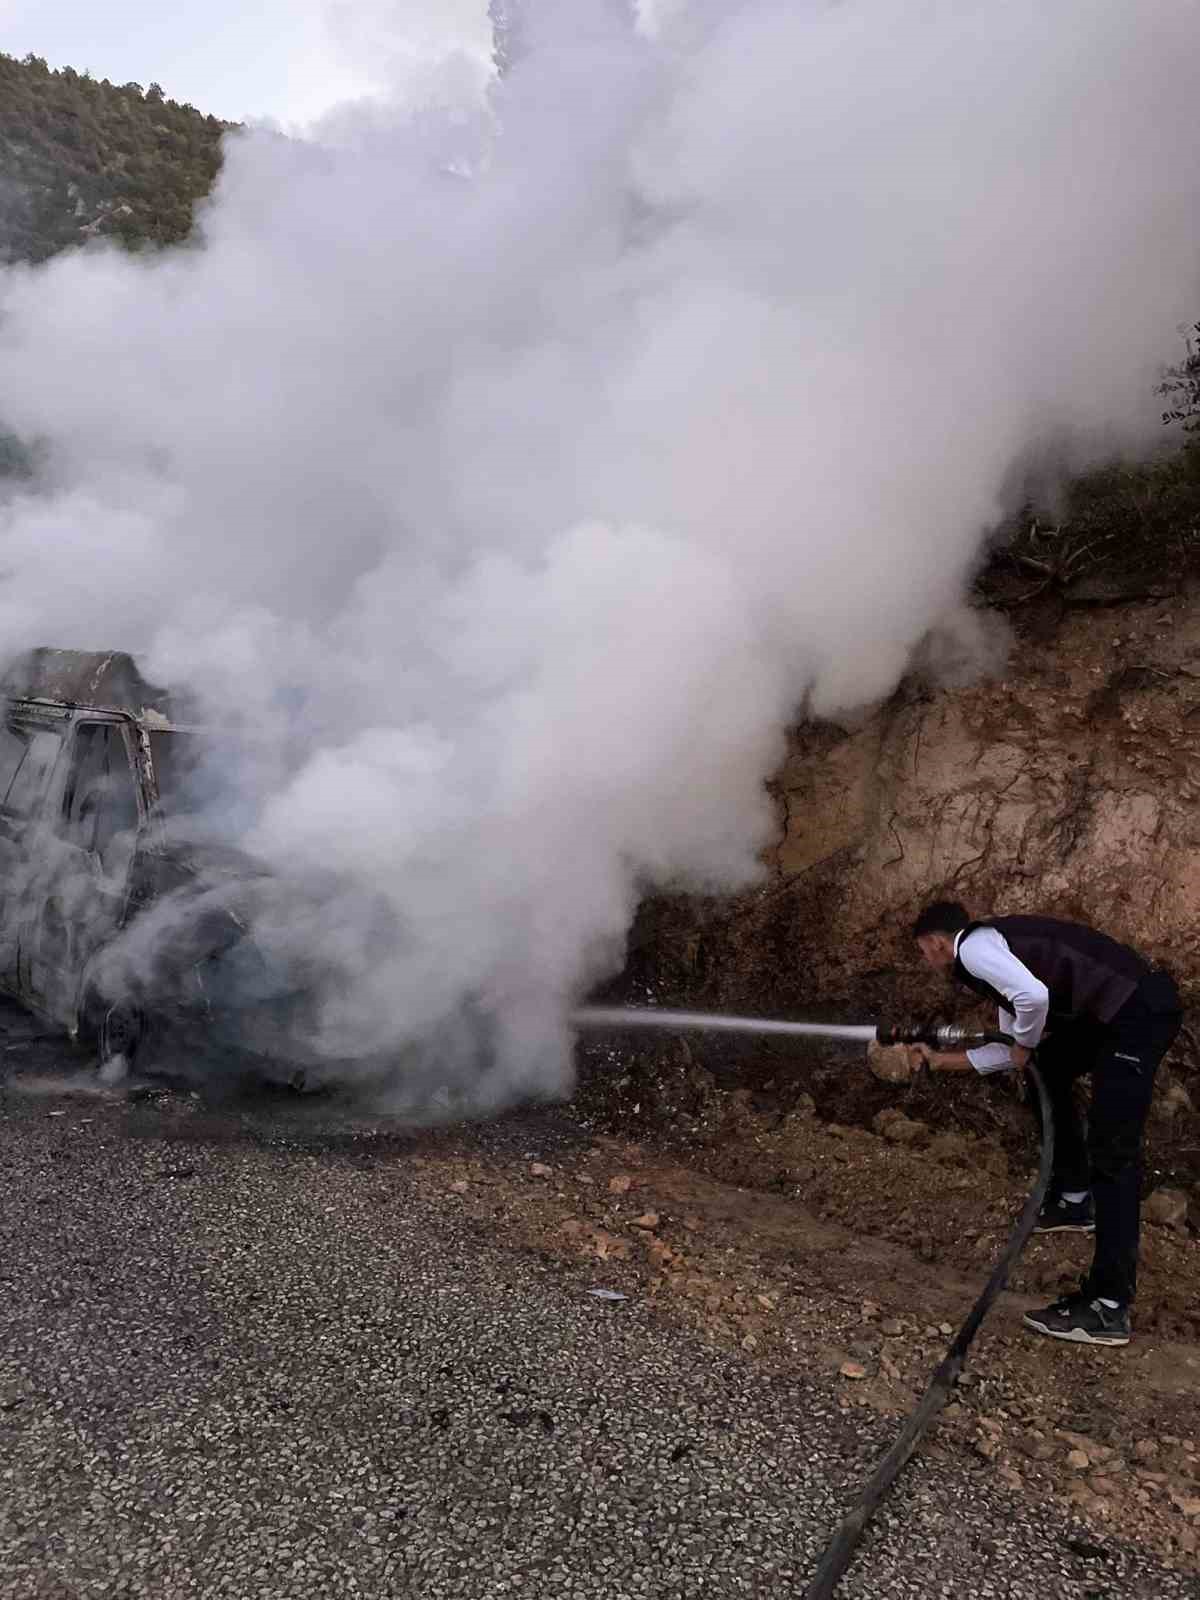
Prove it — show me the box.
[1023,1294,1131,1346]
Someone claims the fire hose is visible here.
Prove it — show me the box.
[571,1006,1053,1598]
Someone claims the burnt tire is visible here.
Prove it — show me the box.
[100,999,142,1061]
[80,990,145,1082]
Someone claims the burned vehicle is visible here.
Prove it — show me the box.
[0,647,324,1087]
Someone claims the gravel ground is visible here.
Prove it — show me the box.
[0,1048,1191,1599]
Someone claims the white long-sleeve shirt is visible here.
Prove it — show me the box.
[953,926,1050,1074]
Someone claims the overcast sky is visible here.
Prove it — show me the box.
[0,0,493,126]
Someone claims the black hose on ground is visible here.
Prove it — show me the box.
[802,1062,1054,1599]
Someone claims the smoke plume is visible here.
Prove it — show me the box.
[0,0,1197,1109]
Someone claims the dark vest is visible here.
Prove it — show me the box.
[952,916,1147,1026]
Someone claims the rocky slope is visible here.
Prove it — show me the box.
[636,584,1199,1006]
[584,577,1200,1199]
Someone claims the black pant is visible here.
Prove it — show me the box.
[1030,969,1182,1305]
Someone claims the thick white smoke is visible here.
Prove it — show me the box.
[0,0,1197,1106]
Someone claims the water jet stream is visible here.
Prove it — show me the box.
[570,1006,877,1043]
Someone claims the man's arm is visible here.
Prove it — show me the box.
[913,1006,1021,1075]
[912,1045,974,1073]
[967,1007,1019,1074]
[958,927,1048,1057]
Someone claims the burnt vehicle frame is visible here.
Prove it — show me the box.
[0,647,292,1083]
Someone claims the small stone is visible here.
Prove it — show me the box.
[839,1361,868,1381]
[741,1334,758,1352]
[1068,1472,1107,1510]
[591,1229,631,1261]
[881,1318,905,1338]
[1017,1435,1055,1463]
[928,1131,971,1165]
[882,1117,930,1147]
[1067,1449,1090,1471]
[529,1162,552,1179]
[682,1213,704,1232]
[872,1107,908,1135]
[1066,1482,1103,1514]
[1144,1187,1189,1231]
[608,1174,634,1194]
[449,1180,469,1194]
[937,1322,953,1336]
[630,1212,660,1230]
[1133,1439,1159,1461]
[1159,1081,1194,1119]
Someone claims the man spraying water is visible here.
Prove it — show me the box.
[909,900,1183,1347]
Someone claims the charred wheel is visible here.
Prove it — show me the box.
[79,987,146,1083]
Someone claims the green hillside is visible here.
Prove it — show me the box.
[0,51,231,262]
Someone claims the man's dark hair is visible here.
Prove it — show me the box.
[912,900,971,939]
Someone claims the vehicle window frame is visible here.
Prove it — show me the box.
[60,719,145,879]
[0,717,66,822]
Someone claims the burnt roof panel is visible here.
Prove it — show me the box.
[0,648,173,720]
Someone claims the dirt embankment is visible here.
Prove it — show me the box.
[582,581,1200,1194]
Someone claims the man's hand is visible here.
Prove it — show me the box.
[1010,1043,1032,1070]
[907,1043,974,1074]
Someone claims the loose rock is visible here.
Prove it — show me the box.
[1158,1081,1194,1119]
[1017,1435,1055,1463]
[928,1131,971,1165]
[881,1117,930,1148]
[1144,1187,1189,1231]
[867,1040,915,1084]
[871,1107,907,1135]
